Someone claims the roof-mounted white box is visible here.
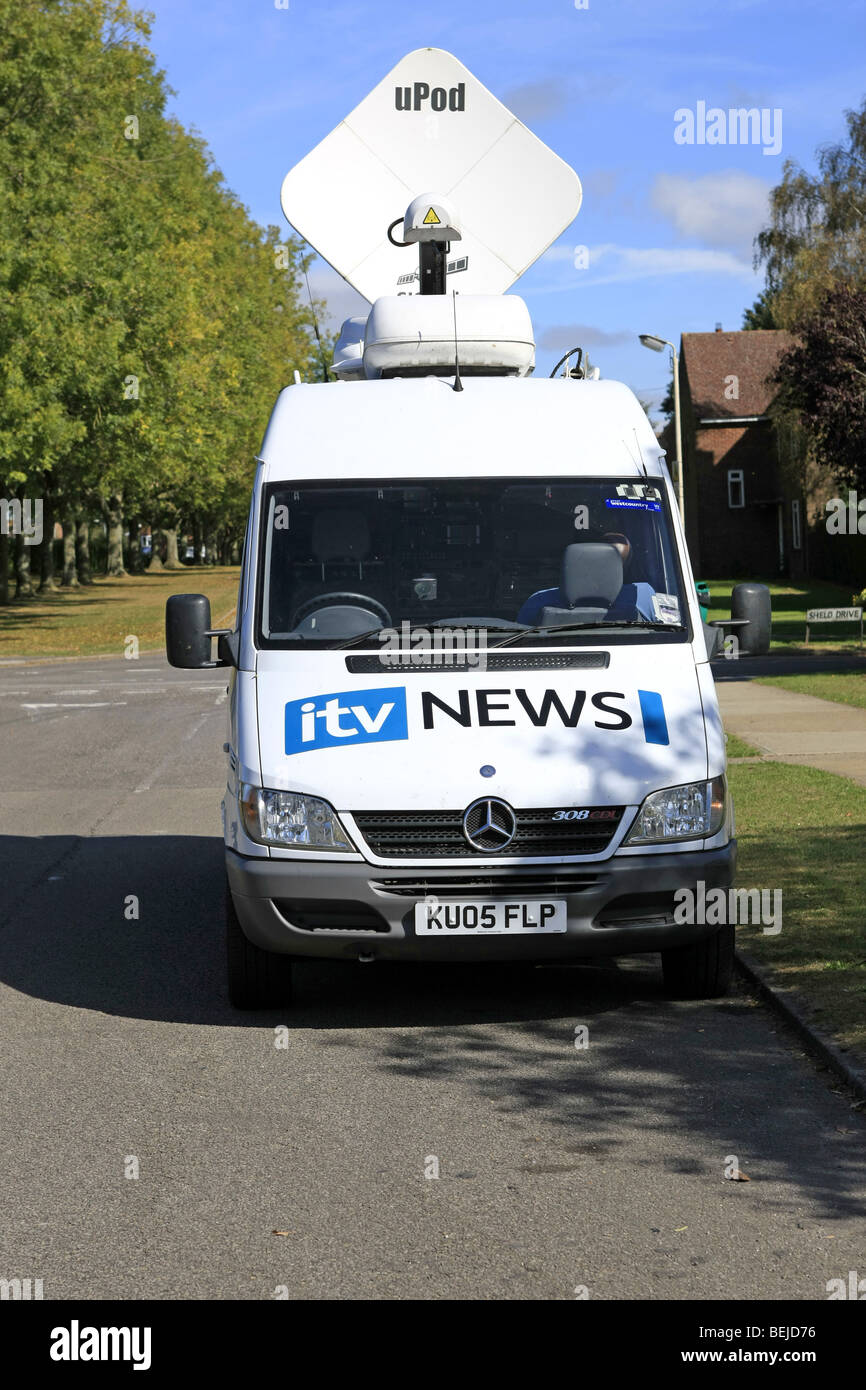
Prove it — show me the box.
[331,315,368,380]
[362,295,535,379]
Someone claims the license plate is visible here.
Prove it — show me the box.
[414,899,567,936]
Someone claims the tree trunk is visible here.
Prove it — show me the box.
[105,493,125,576]
[15,532,33,597]
[163,526,183,569]
[39,493,58,592]
[205,528,218,565]
[76,517,93,584]
[127,518,143,574]
[193,515,204,566]
[61,515,79,587]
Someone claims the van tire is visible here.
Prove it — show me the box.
[226,881,294,1009]
[661,925,734,999]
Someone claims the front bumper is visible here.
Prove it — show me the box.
[226,841,737,962]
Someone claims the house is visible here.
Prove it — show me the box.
[672,327,810,579]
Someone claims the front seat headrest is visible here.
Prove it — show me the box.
[560,542,623,607]
[311,510,370,563]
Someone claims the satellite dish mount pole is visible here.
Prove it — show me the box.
[418,238,447,295]
[393,193,462,297]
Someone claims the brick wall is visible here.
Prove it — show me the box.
[692,421,782,576]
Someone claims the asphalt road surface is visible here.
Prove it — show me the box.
[1,653,864,1300]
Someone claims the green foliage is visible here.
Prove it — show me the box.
[741,291,778,330]
[754,99,866,330]
[658,373,674,423]
[749,98,866,491]
[0,0,322,562]
[772,283,866,492]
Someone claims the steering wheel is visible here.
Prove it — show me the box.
[290,592,392,630]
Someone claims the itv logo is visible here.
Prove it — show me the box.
[285,687,409,755]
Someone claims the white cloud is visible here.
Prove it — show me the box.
[651,170,770,256]
[537,323,633,351]
[540,244,582,263]
[596,243,753,279]
[532,241,756,291]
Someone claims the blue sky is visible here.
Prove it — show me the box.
[144,0,865,417]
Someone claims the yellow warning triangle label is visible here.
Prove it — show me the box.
[422,207,441,225]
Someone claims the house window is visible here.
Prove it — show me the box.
[727,469,745,508]
[791,499,802,550]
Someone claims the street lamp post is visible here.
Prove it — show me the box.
[640,334,684,527]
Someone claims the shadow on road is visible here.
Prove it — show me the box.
[0,832,672,1029]
[2,833,866,1223]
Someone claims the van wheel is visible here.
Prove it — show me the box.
[226,881,294,1009]
[661,925,734,999]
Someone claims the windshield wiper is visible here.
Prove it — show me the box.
[490,619,686,648]
[331,626,392,650]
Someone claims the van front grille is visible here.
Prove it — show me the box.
[352,808,623,859]
[344,652,610,673]
[372,872,602,896]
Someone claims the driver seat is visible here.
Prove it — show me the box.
[311,510,371,581]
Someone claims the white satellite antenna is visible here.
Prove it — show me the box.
[281,48,582,305]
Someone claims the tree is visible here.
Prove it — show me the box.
[771,283,866,492]
[0,0,323,600]
[658,374,675,425]
[754,100,866,329]
[742,291,778,330]
[0,0,109,586]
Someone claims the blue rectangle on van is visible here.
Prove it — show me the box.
[638,689,670,745]
[285,687,409,755]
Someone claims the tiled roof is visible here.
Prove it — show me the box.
[681,329,794,419]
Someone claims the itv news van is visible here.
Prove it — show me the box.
[165,50,735,1007]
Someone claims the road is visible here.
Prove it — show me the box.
[1,654,864,1300]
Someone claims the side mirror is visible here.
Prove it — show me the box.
[217,630,240,666]
[166,593,227,668]
[702,620,723,659]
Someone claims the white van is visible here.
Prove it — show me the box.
[165,50,735,1007]
[166,369,735,1007]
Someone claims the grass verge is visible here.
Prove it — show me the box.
[728,760,866,1067]
[705,577,864,651]
[756,672,866,711]
[725,733,762,759]
[0,568,240,660]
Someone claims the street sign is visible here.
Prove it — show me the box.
[805,607,863,646]
[280,48,582,304]
[806,607,862,621]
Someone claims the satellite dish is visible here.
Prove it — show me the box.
[281,48,582,304]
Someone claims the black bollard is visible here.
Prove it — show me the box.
[731,582,771,656]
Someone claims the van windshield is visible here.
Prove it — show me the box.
[257,477,689,648]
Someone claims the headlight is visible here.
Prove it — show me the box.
[240,785,355,851]
[625,776,726,845]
